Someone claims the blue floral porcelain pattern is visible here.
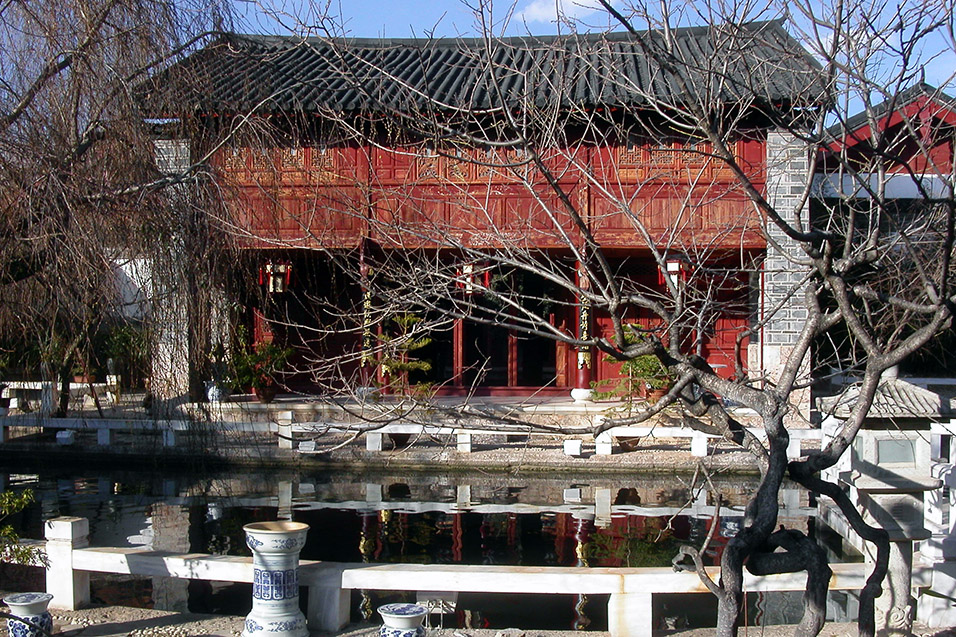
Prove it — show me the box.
[269,618,304,632]
[378,603,427,616]
[7,612,53,637]
[379,626,425,637]
[243,523,309,637]
[271,537,301,550]
[252,567,298,600]
[3,593,52,606]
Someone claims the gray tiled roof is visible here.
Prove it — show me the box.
[152,20,821,115]
[818,377,952,420]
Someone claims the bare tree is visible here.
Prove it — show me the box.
[166,0,956,634]
[0,0,237,411]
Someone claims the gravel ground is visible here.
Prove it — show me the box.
[0,604,952,637]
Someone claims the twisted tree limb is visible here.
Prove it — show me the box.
[789,463,890,637]
[747,528,831,637]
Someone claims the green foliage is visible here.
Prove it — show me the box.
[586,518,682,567]
[231,326,292,390]
[626,354,673,390]
[593,326,673,400]
[379,313,434,396]
[208,340,229,384]
[0,489,44,566]
[105,324,151,382]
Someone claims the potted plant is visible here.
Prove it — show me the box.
[232,339,291,403]
[627,354,674,402]
[206,341,230,403]
[71,359,98,384]
[378,313,433,396]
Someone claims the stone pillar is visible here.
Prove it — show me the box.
[877,540,915,636]
[607,592,653,637]
[762,130,812,423]
[456,485,471,508]
[594,488,612,528]
[150,138,191,417]
[857,474,940,636]
[278,480,293,520]
[276,411,293,450]
[45,517,90,610]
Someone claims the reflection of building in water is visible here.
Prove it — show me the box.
[149,502,190,612]
[14,468,825,630]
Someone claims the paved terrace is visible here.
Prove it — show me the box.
[0,391,816,473]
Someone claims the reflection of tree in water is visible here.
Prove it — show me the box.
[380,511,437,564]
[654,488,691,507]
[480,513,521,565]
[586,517,682,568]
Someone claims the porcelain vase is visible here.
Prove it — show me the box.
[242,521,310,637]
[378,603,427,637]
[4,592,53,637]
[205,381,228,403]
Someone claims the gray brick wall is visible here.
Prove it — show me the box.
[761,130,812,421]
[763,131,810,348]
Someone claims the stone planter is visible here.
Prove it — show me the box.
[3,592,53,637]
[378,603,427,637]
[253,384,278,404]
[242,521,310,637]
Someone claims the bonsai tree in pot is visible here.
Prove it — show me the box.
[629,354,674,402]
[205,340,231,402]
[598,327,675,405]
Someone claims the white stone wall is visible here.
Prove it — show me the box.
[149,139,191,415]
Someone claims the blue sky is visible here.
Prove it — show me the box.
[231,0,954,90]
[233,0,617,38]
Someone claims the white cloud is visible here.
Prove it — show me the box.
[517,0,606,25]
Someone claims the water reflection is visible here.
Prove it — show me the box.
[2,468,814,630]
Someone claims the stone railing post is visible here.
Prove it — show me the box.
[276,411,293,450]
[306,570,350,632]
[45,517,90,610]
[607,592,653,637]
[40,381,56,416]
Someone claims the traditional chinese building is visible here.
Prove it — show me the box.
[147,21,821,400]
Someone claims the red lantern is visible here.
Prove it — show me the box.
[259,261,292,293]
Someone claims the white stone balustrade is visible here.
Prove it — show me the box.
[36,516,907,637]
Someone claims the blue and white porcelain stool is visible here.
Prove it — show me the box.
[3,592,53,637]
[242,521,310,637]
[378,603,428,637]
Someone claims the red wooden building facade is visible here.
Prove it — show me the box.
[217,133,767,395]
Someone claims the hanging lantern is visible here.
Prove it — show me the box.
[259,260,293,293]
[658,256,687,288]
[457,262,491,295]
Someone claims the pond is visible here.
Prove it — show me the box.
[2,466,830,631]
